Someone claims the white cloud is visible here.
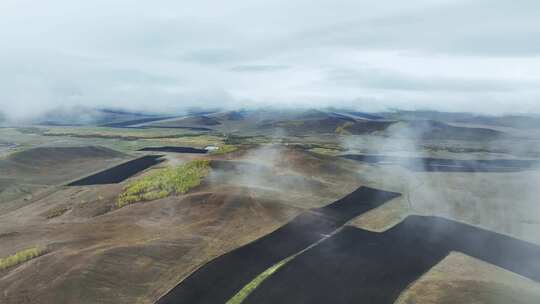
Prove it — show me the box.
[1,0,540,121]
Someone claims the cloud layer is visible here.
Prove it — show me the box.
[1,0,540,120]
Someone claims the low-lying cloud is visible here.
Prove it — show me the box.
[1,0,540,121]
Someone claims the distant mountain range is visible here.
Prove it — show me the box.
[5,106,540,141]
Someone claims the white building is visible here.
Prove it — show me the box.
[204,145,219,151]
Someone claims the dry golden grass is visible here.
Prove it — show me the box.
[396,252,540,304]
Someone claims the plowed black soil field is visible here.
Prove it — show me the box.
[67,155,163,185]
[156,187,400,304]
[139,147,207,154]
[145,126,214,131]
[101,117,174,127]
[342,154,539,172]
[245,216,540,304]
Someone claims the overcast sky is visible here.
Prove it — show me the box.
[1,0,540,120]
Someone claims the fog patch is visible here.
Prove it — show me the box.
[342,120,540,243]
[208,129,330,206]
[209,145,312,195]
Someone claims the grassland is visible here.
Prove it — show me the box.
[210,145,239,155]
[335,121,354,135]
[0,247,46,270]
[0,127,226,154]
[224,135,271,145]
[42,126,194,139]
[275,120,305,127]
[117,160,210,207]
[42,127,225,145]
[309,147,342,156]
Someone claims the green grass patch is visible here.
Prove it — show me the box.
[209,144,239,155]
[0,247,46,270]
[226,256,295,304]
[116,160,210,208]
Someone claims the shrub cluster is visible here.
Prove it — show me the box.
[0,247,46,270]
[117,160,210,207]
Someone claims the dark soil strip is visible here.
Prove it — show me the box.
[101,117,175,127]
[342,154,540,172]
[67,155,164,186]
[245,215,540,304]
[0,232,19,239]
[155,187,400,304]
[139,147,208,154]
[143,126,214,131]
[38,121,84,126]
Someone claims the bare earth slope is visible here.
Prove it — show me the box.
[0,148,363,304]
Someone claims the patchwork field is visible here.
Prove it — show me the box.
[1,109,540,304]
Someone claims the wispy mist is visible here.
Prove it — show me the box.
[341,118,540,243]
